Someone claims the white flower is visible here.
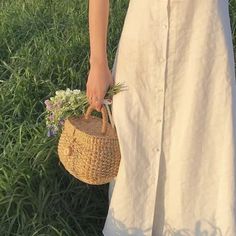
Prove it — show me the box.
[55,90,65,96]
[65,88,72,96]
[72,89,81,94]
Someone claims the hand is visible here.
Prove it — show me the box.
[86,61,114,112]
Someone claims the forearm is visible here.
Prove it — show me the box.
[88,0,109,66]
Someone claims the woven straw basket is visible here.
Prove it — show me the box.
[57,104,121,185]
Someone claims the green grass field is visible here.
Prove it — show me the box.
[0,0,235,235]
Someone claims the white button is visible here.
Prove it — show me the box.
[159,57,166,63]
[153,147,160,152]
[163,24,168,29]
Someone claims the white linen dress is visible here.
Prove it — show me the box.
[102,0,236,235]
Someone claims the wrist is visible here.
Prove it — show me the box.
[89,56,108,67]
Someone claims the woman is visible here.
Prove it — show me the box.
[87,0,236,235]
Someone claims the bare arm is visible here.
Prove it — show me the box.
[89,0,109,65]
[86,0,114,112]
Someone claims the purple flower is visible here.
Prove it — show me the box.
[47,125,58,137]
[59,119,65,126]
[44,99,53,111]
[49,113,55,121]
[47,129,53,137]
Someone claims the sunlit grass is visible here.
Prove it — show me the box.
[0,0,235,235]
[0,0,128,235]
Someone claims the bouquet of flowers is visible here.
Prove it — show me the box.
[44,82,127,137]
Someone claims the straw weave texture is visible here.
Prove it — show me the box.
[57,105,121,185]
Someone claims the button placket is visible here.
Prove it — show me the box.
[152,2,169,155]
[150,0,170,233]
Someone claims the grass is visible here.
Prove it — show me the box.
[0,0,128,235]
[0,0,235,235]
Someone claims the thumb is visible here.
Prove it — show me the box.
[110,76,115,86]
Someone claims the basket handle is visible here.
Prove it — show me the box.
[84,104,108,135]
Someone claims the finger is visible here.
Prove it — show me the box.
[96,101,103,112]
[92,96,104,112]
[86,89,91,104]
[88,93,94,105]
[86,83,90,97]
